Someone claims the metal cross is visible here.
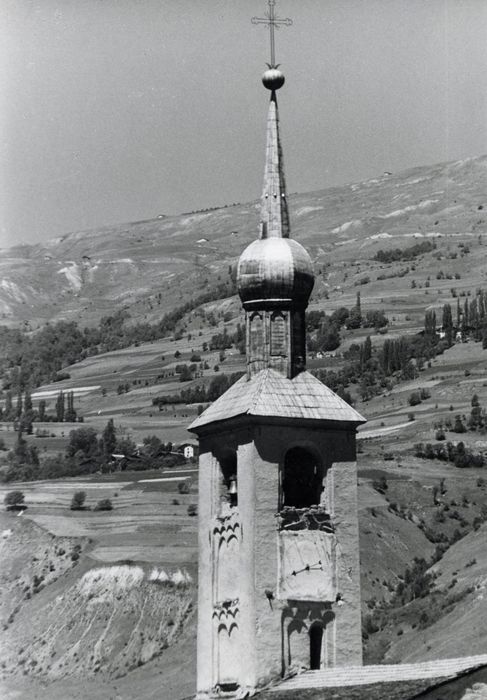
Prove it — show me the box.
[251,0,293,68]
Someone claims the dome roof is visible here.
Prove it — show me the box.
[237,237,314,306]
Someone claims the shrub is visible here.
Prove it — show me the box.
[408,392,421,406]
[187,504,198,516]
[372,477,388,494]
[70,491,86,510]
[178,480,190,494]
[94,499,113,511]
[408,412,415,422]
[363,614,379,634]
[4,490,25,510]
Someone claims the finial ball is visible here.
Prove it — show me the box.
[262,67,285,90]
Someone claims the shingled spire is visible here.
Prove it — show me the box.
[236,64,314,378]
[260,92,290,239]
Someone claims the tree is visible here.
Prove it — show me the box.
[424,310,436,338]
[55,391,65,422]
[179,365,193,382]
[364,310,388,329]
[442,303,453,345]
[70,491,86,510]
[4,391,13,420]
[65,391,77,422]
[346,292,362,329]
[468,395,484,431]
[4,490,25,510]
[143,435,162,457]
[20,411,34,435]
[408,392,421,406]
[38,399,46,422]
[116,436,137,456]
[67,427,98,457]
[317,320,340,352]
[453,415,466,433]
[15,390,23,419]
[101,419,116,458]
[361,336,372,366]
[94,498,113,511]
[24,389,33,413]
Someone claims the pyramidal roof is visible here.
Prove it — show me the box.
[188,369,366,433]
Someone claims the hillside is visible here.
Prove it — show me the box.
[2,155,487,698]
[1,155,486,329]
[0,471,198,700]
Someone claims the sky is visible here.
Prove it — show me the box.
[1,0,486,248]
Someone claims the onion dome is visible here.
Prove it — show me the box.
[237,237,314,306]
[236,75,314,308]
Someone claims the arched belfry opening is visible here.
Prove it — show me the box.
[218,452,238,508]
[282,447,323,508]
[309,623,323,670]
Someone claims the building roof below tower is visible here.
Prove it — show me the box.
[188,368,366,432]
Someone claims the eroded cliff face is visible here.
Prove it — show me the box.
[0,515,193,681]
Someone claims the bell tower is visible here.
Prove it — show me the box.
[189,5,366,698]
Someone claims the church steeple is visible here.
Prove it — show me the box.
[260,89,290,239]
[190,7,365,696]
[236,67,314,378]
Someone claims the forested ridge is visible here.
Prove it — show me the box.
[0,279,237,391]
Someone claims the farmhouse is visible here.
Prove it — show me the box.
[177,443,197,460]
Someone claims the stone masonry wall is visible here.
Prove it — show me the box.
[196,420,362,696]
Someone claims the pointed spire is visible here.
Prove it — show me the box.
[260,92,290,239]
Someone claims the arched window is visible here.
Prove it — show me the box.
[309,623,323,670]
[282,447,322,508]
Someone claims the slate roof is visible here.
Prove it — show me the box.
[188,369,366,432]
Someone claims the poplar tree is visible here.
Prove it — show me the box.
[102,419,116,458]
[442,304,453,345]
[38,400,46,422]
[55,391,65,422]
[24,389,33,413]
[15,391,23,419]
[65,391,77,422]
[4,392,13,421]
